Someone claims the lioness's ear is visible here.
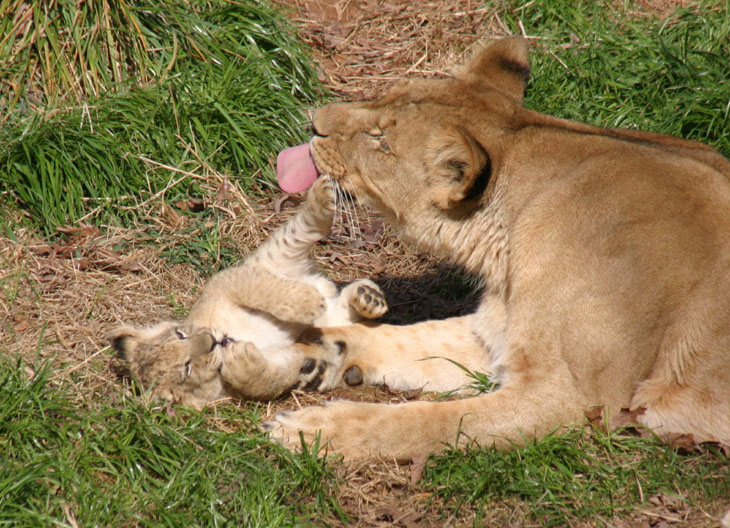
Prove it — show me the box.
[428,127,490,211]
[107,326,142,361]
[456,37,530,103]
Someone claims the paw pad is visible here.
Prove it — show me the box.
[351,282,388,319]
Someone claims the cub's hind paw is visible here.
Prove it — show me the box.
[277,290,327,325]
[346,279,388,319]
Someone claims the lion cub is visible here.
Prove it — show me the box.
[108,176,387,409]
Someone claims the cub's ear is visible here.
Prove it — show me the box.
[107,326,143,361]
[456,37,530,103]
[428,127,490,211]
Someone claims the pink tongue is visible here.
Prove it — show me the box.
[276,143,320,193]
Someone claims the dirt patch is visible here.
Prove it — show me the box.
[275,0,503,100]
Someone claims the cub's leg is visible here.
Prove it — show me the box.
[298,315,489,392]
[248,176,335,274]
[219,340,329,400]
[319,279,388,327]
[207,266,326,325]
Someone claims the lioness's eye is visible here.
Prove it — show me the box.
[175,328,187,340]
[184,360,192,377]
[365,127,383,137]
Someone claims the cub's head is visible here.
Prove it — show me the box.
[309,37,530,241]
[108,322,224,410]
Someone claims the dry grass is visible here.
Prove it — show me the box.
[274,0,505,100]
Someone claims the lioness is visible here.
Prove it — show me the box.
[108,176,387,409]
[264,37,730,461]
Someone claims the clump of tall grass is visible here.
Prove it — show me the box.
[0,357,344,526]
[422,428,730,524]
[504,0,729,156]
[0,0,324,233]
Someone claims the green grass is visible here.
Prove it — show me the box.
[0,358,344,527]
[0,0,324,234]
[505,0,730,156]
[422,429,729,525]
[156,209,242,276]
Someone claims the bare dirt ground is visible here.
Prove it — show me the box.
[1,0,724,526]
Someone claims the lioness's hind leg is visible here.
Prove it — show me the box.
[341,279,388,319]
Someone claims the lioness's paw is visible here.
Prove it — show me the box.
[293,356,328,391]
[346,279,388,319]
[262,402,369,458]
[306,175,335,225]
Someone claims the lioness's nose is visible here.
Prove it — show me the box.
[311,120,323,137]
[312,102,365,138]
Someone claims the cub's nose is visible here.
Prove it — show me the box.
[192,332,216,354]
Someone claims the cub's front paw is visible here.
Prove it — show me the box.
[306,175,335,225]
[346,279,388,319]
[219,341,265,392]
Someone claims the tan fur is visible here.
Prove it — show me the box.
[109,177,387,409]
[264,37,730,460]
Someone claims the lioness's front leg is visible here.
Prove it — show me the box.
[263,366,588,461]
[301,315,488,392]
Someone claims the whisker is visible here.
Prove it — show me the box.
[346,187,361,240]
[343,180,367,238]
[335,180,355,239]
[332,177,346,238]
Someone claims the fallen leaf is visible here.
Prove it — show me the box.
[361,218,384,243]
[273,194,294,214]
[57,224,102,238]
[373,506,421,528]
[188,198,206,212]
[648,492,686,513]
[585,406,605,429]
[409,453,428,485]
[610,406,646,431]
[665,433,698,454]
[13,315,30,333]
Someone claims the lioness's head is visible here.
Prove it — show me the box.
[303,37,530,264]
[108,322,224,409]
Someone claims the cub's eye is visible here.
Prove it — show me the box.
[175,328,187,340]
[365,127,383,137]
[184,360,192,377]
